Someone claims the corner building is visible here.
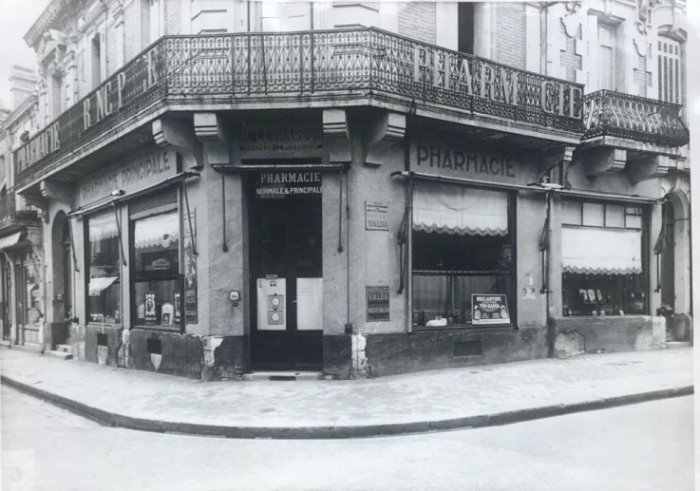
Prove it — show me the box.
[12,1,689,379]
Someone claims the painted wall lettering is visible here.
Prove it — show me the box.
[415,145,517,178]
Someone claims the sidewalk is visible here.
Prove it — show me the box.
[1,347,693,439]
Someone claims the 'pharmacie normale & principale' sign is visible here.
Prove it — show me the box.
[76,149,177,207]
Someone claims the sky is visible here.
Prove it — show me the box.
[0,0,50,110]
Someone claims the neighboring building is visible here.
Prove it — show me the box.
[10,0,689,379]
[0,66,43,348]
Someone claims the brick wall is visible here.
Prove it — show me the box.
[398,2,435,44]
[494,3,525,69]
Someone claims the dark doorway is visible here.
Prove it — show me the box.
[248,170,323,370]
[1,255,10,341]
[660,201,675,310]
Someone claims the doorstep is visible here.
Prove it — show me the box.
[243,371,325,381]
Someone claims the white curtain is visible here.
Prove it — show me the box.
[562,227,642,275]
[413,182,508,236]
[88,211,119,242]
[134,212,179,250]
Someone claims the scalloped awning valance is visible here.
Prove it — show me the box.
[412,182,508,236]
[562,227,642,275]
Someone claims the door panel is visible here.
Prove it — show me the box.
[249,173,323,370]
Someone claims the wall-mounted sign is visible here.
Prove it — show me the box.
[76,149,177,206]
[366,286,390,322]
[365,202,390,231]
[238,122,324,156]
[257,278,286,331]
[255,171,322,199]
[471,294,510,325]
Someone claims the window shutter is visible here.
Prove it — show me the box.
[658,37,682,104]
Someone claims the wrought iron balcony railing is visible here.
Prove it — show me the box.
[14,28,585,187]
[583,90,688,147]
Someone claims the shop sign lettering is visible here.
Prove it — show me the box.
[239,124,323,153]
[413,46,582,120]
[77,149,176,206]
[415,145,517,179]
[366,286,390,322]
[365,202,390,231]
[15,46,161,173]
[256,171,322,199]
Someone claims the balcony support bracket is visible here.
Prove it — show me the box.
[194,112,231,168]
[582,147,627,177]
[39,180,73,223]
[323,109,352,164]
[363,110,406,168]
[628,154,673,184]
[153,117,203,170]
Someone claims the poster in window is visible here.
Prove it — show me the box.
[471,294,510,325]
[184,210,198,324]
[144,293,157,324]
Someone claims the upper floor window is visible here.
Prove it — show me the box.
[457,2,475,55]
[658,37,684,104]
[598,23,618,91]
[51,72,64,119]
[142,0,162,47]
[91,33,102,89]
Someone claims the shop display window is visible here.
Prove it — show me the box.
[562,274,646,316]
[86,211,121,324]
[561,199,647,317]
[411,183,514,328]
[131,210,182,329]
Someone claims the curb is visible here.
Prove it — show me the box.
[1,375,693,439]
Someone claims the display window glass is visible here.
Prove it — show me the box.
[130,209,182,329]
[411,183,515,328]
[561,200,647,317]
[86,211,121,324]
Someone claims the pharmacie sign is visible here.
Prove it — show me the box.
[255,171,322,199]
[412,46,583,120]
[15,46,161,175]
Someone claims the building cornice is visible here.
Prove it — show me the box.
[24,0,88,48]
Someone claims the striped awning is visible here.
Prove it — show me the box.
[88,211,118,242]
[562,227,642,275]
[413,182,508,236]
[0,231,22,251]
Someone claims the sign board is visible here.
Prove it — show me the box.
[296,277,323,331]
[76,149,177,207]
[238,123,324,156]
[257,277,286,331]
[255,171,322,199]
[365,202,390,231]
[366,286,390,322]
[471,294,510,325]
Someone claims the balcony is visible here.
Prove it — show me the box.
[583,90,688,148]
[14,27,584,189]
[0,192,40,233]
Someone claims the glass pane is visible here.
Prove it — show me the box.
[605,204,625,228]
[132,210,180,328]
[562,273,646,316]
[582,203,604,227]
[87,211,121,323]
[561,200,581,225]
[24,261,42,326]
[412,275,449,327]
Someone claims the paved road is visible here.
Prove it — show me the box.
[1,386,694,491]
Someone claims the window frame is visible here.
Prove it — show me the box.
[128,192,184,333]
[411,187,517,330]
[560,199,650,317]
[84,209,123,326]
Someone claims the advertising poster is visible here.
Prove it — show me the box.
[471,294,510,325]
[366,286,390,322]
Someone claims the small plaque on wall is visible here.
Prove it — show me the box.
[365,202,390,231]
[366,286,390,322]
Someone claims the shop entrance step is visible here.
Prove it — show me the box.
[243,371,324,381]
[46,350,73,360]
[665,341,692,349]
[55,344,73,353]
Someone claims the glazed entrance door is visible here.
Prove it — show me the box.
[249,171,323,370]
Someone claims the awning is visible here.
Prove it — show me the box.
[562,227,642,275]
[88,276,118,296]
[413,182,508,236]
[134,212,179,249]
[0,231,23,251]
[88,211,118,242]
